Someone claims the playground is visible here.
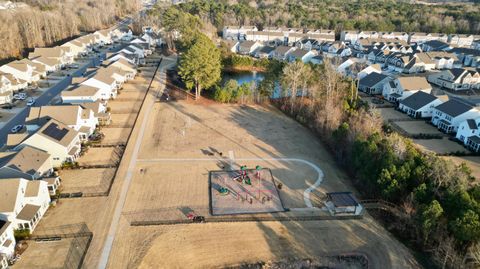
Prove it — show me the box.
[210,167,284,215]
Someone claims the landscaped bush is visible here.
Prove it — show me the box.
[14,229,31,241]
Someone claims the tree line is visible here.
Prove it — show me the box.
[0,0,141,62]
[175,0,480,36]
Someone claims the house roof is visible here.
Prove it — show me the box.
[25,180,41,197]
[62,85,100,98]
[423,40,449,49]
[36,119,79,147]
[17,204,41,221]
[258,46,275,54]
[29,47,64,59]
[31,56,60,67]
[26,105,82,126]
[0,178,21,212]
[359,72,388,87]
[273,46,293,55]
[93,72,116,85]
[289,49,309,59]
[396,76,431,91]
[400,91,437,110]
[435,99,473,117]
[0,146,50,177]
[78,101,103,114]
[238,41,258,51]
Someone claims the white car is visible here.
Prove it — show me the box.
[26,98,35,106]
[11,125,23,133]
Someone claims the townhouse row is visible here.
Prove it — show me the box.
[0,27,159,268]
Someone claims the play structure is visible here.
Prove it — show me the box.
[210,166,285,215]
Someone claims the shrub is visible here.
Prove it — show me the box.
[14,229,31,240]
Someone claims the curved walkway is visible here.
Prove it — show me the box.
[136,157,324,208]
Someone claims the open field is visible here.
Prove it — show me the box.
[109,101,141,114]
[395,121,443,136]
[110,113,136,128]
[13,239,75,269]
[105,100,420,269]
[413,138,470,154]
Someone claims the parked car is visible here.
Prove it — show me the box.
[26,98,35,106]
[11,125,23,133]
[13,93,26,100]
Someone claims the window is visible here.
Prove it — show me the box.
[53,157,60,161]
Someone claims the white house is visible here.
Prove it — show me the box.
[25,105,98,140]
[449,34,474,47]
[237,41,262,55]
[62,85,102,104]
[255,46,276,58]
[428,68,480,91]
[61,40,86,57]
[271,46,296,61]
[81,72,118,99]
[383,76,432,102]
[456,119,480,144]
[106,58,137,79]
[358,72,390,95]
[106,52,137,65]
[93,29,112,45]
[0,219,15,264]
[14,119,81,167]
[0,146,53,180]
[357,64,382,80]
[286,49,316,63]
[28,47,73,66]
[0,61,40,84]
[0,72,27,92]
[0,178,50,232]
[398,91,445,118]
[431,99,480,133]
[223,26,258,40]
[78,101,111,126]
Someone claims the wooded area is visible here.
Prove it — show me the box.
[174,0,480,36]
[0,0,141,61]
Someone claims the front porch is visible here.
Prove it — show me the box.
[437,119,455,133]
[16,204,42,232]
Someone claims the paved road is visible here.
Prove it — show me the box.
[0,4,149,146]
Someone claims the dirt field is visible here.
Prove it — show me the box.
[59,168,115,193]
[377,108,411,121]
[100,128,131,144]
[413,138,470,154]
[13,239,74,269]
[109,101,141,114]
[110,113,136,128]
[105,100,420,269]
[77,147,121,166]
[395,121,443,135]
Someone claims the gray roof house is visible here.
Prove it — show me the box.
[358,72,389,95]
[398,91,444,118]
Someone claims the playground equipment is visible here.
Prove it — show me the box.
[255,165,262,178]
[218,186,229,195]
[187,212,205,223]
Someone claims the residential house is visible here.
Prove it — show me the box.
[449,48,480,68]
[93,29,112,45]
[25,105,97,140]
[78,101,111,126]
[379,32,410,42]
[340,31,378,43]
[0,60,40,84]
[0,146,53,180]
[61,85,102,104]
[223,26,258,40]
[357,64,382,80]
[106,58,137,79]
[254,46,275,59]
[424,51,459,69]
[106,52,137,65]
[427,68,480,91]
[30,56,60,73]
[432,99,480,133]
[0,74,12,105]
[472,39,480,50]
[238,41,262,55]
[81,72,119,99]
[28,47,73,66]
[449,34,475,47]
[408,32,448,44]
[271,46,296,61]
[245,31,284,44]
[325,42,351,57]
[296,39,320,51]
[383,76,432,102]
[310,55,324,65]
[358,72,390,95]
[61,39,87,57]
[223,40,239,53]
[141,31,162,47]
[14,119,81,166]
[0,220,15,264]
[0,178,50,232]
[0,72,27,92]
[286,49,316,63]
[398,91,445,118]
[455,118,480,152]
[421,40,450,52]
[306,29,335,43]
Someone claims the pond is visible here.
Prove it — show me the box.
[221,70,284,99]
[221,70,265,86]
